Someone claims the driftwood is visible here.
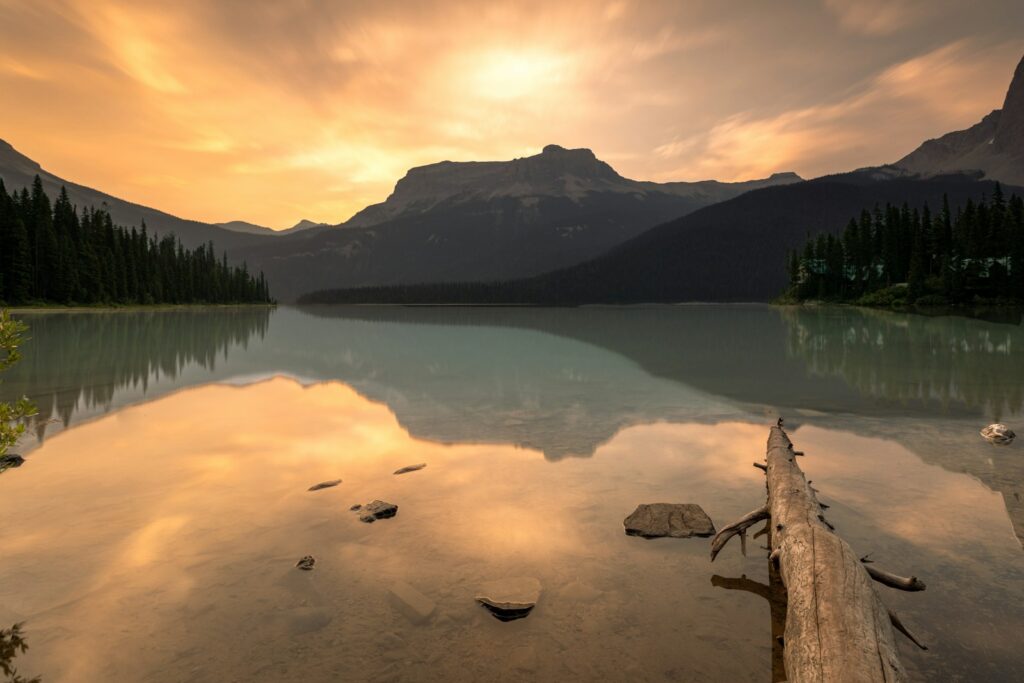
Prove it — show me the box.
[711,425,926,683]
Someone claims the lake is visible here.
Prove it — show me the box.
[1,305,1022,682]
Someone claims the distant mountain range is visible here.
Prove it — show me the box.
[4,51,1023,303]
[230,145,802,300]
[216,219,329,236]
[344,144,801,228]
[0,139,800,301]
[896,54,1024,186]
[301,170,1017,304]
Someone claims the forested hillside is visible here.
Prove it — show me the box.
[0,177,271,305]
[785,185,1024,305]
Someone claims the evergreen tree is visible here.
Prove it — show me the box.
[788,189,1024,306]
[0,177,273,306]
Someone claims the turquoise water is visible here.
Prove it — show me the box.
[1,305,1021,682]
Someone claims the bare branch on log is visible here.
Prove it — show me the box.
[863,564,926,592]
[889,610,928,650]
[754,462,768,471]
[709,505,770,561]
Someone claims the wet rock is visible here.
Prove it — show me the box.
[295,555,316,571]
[350,504,362,511]
[476,577,541,621]
[623,503,715,538]
[981,423,1016,445]
[393,463,426,475]
[307,479,342,491]
[359,500,398,523]
[0,454,25,469]
[389,581,436,623]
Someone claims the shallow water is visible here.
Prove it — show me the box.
[1,305,1022,682]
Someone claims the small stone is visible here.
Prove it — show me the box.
[0,454,25,469]
[389,581,436,623]
[295,555,316,571]
[350,504,362,511]
[307,479,342,491]
[393,463,426,475]
[980,423,1016,445]
[476,577,541,621]
[359,500,398,523]
[623,503,716,538]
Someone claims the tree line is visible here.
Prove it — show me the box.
[0,176,272,305]
[785,185,1024,306]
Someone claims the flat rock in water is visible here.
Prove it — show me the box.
[394,463,426,475]
[359,500,398,523]
[623,503,715,538]
[307,479,342,491]
[476,577,541,621]
[295,555,316,571]
[350,503,362,511]
[390,581,436,623]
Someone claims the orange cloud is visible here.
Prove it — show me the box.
[654,40,1022,182]
[0,1,1020,227]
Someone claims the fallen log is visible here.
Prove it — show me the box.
[712,425,921,682]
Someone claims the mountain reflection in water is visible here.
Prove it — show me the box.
[4,305,1022,547]
[1,305,1022,681]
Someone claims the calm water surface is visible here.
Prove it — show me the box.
[1,305,1022,682]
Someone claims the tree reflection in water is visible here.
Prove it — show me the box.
[782,307,1024,420]
[2,308,270,443]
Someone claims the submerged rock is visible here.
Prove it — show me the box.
[286,608,332,635]
[623,503,716,538]
[295,555,316,571]
[981,423,1016,445]
[558,580,603,603]
[359,500,398,523]
[350,504,362,511]
[389,581,436,623]
[476,577,541,621]
[307,479,342,491]
[0,454,25,469]
[393,463,427,475]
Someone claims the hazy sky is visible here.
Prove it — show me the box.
[1,0,1022,228]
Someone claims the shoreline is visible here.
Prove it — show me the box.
[4,303,277,313]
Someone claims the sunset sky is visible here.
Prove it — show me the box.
[1,0,1022,228]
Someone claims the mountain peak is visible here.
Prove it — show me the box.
[895,52,1024,186]
[993,54,1024,153]
[540,143,595,157]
